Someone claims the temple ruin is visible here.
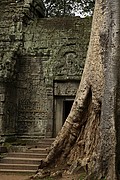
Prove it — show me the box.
[0,0,91,142]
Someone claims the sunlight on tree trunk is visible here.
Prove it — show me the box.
[32,0,120,179]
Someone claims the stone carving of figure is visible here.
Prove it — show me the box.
[65,52,77,75]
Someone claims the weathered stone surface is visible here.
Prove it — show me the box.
[0,0,91,139]
[18,17,91,137]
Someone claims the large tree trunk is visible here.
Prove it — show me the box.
[34,0,120,179]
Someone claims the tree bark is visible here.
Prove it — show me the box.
[96,1,120,179]
[35,0,120,179]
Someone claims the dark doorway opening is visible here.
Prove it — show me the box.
[63,100,74,123]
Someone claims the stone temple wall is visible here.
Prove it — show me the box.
[0,0,91,140]
[18,17,91,137]
[0,0,45,139]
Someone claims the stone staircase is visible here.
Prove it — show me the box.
[0,138,55,174]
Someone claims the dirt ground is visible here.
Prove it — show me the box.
[0,173,85,180]
[0,174,30,180]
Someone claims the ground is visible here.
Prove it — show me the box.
[0,173,86,180]
[0,174,29,180]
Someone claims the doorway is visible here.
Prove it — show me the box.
[63,100,74,123]
[54,97,74,136]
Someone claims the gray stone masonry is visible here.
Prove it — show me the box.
[0,0,91,141]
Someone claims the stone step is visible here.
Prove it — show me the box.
[15,140,52,148]
[17,136,55,141]
[8,152,47,159]
[0,163,38,171]
[32,143,51,148]
[32,139,55,148]
[28,147,49,154]
[16,140,52,148]
[0,157,43,164]
[41,138,55,141]
[0,138,55,174]
[15,137,55,146]
[38,140,55,145]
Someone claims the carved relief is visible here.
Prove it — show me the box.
[53,44,84,78]
[54,81,79,96]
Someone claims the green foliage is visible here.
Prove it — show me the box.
[43,0,95,17]
[75,0,95,16]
